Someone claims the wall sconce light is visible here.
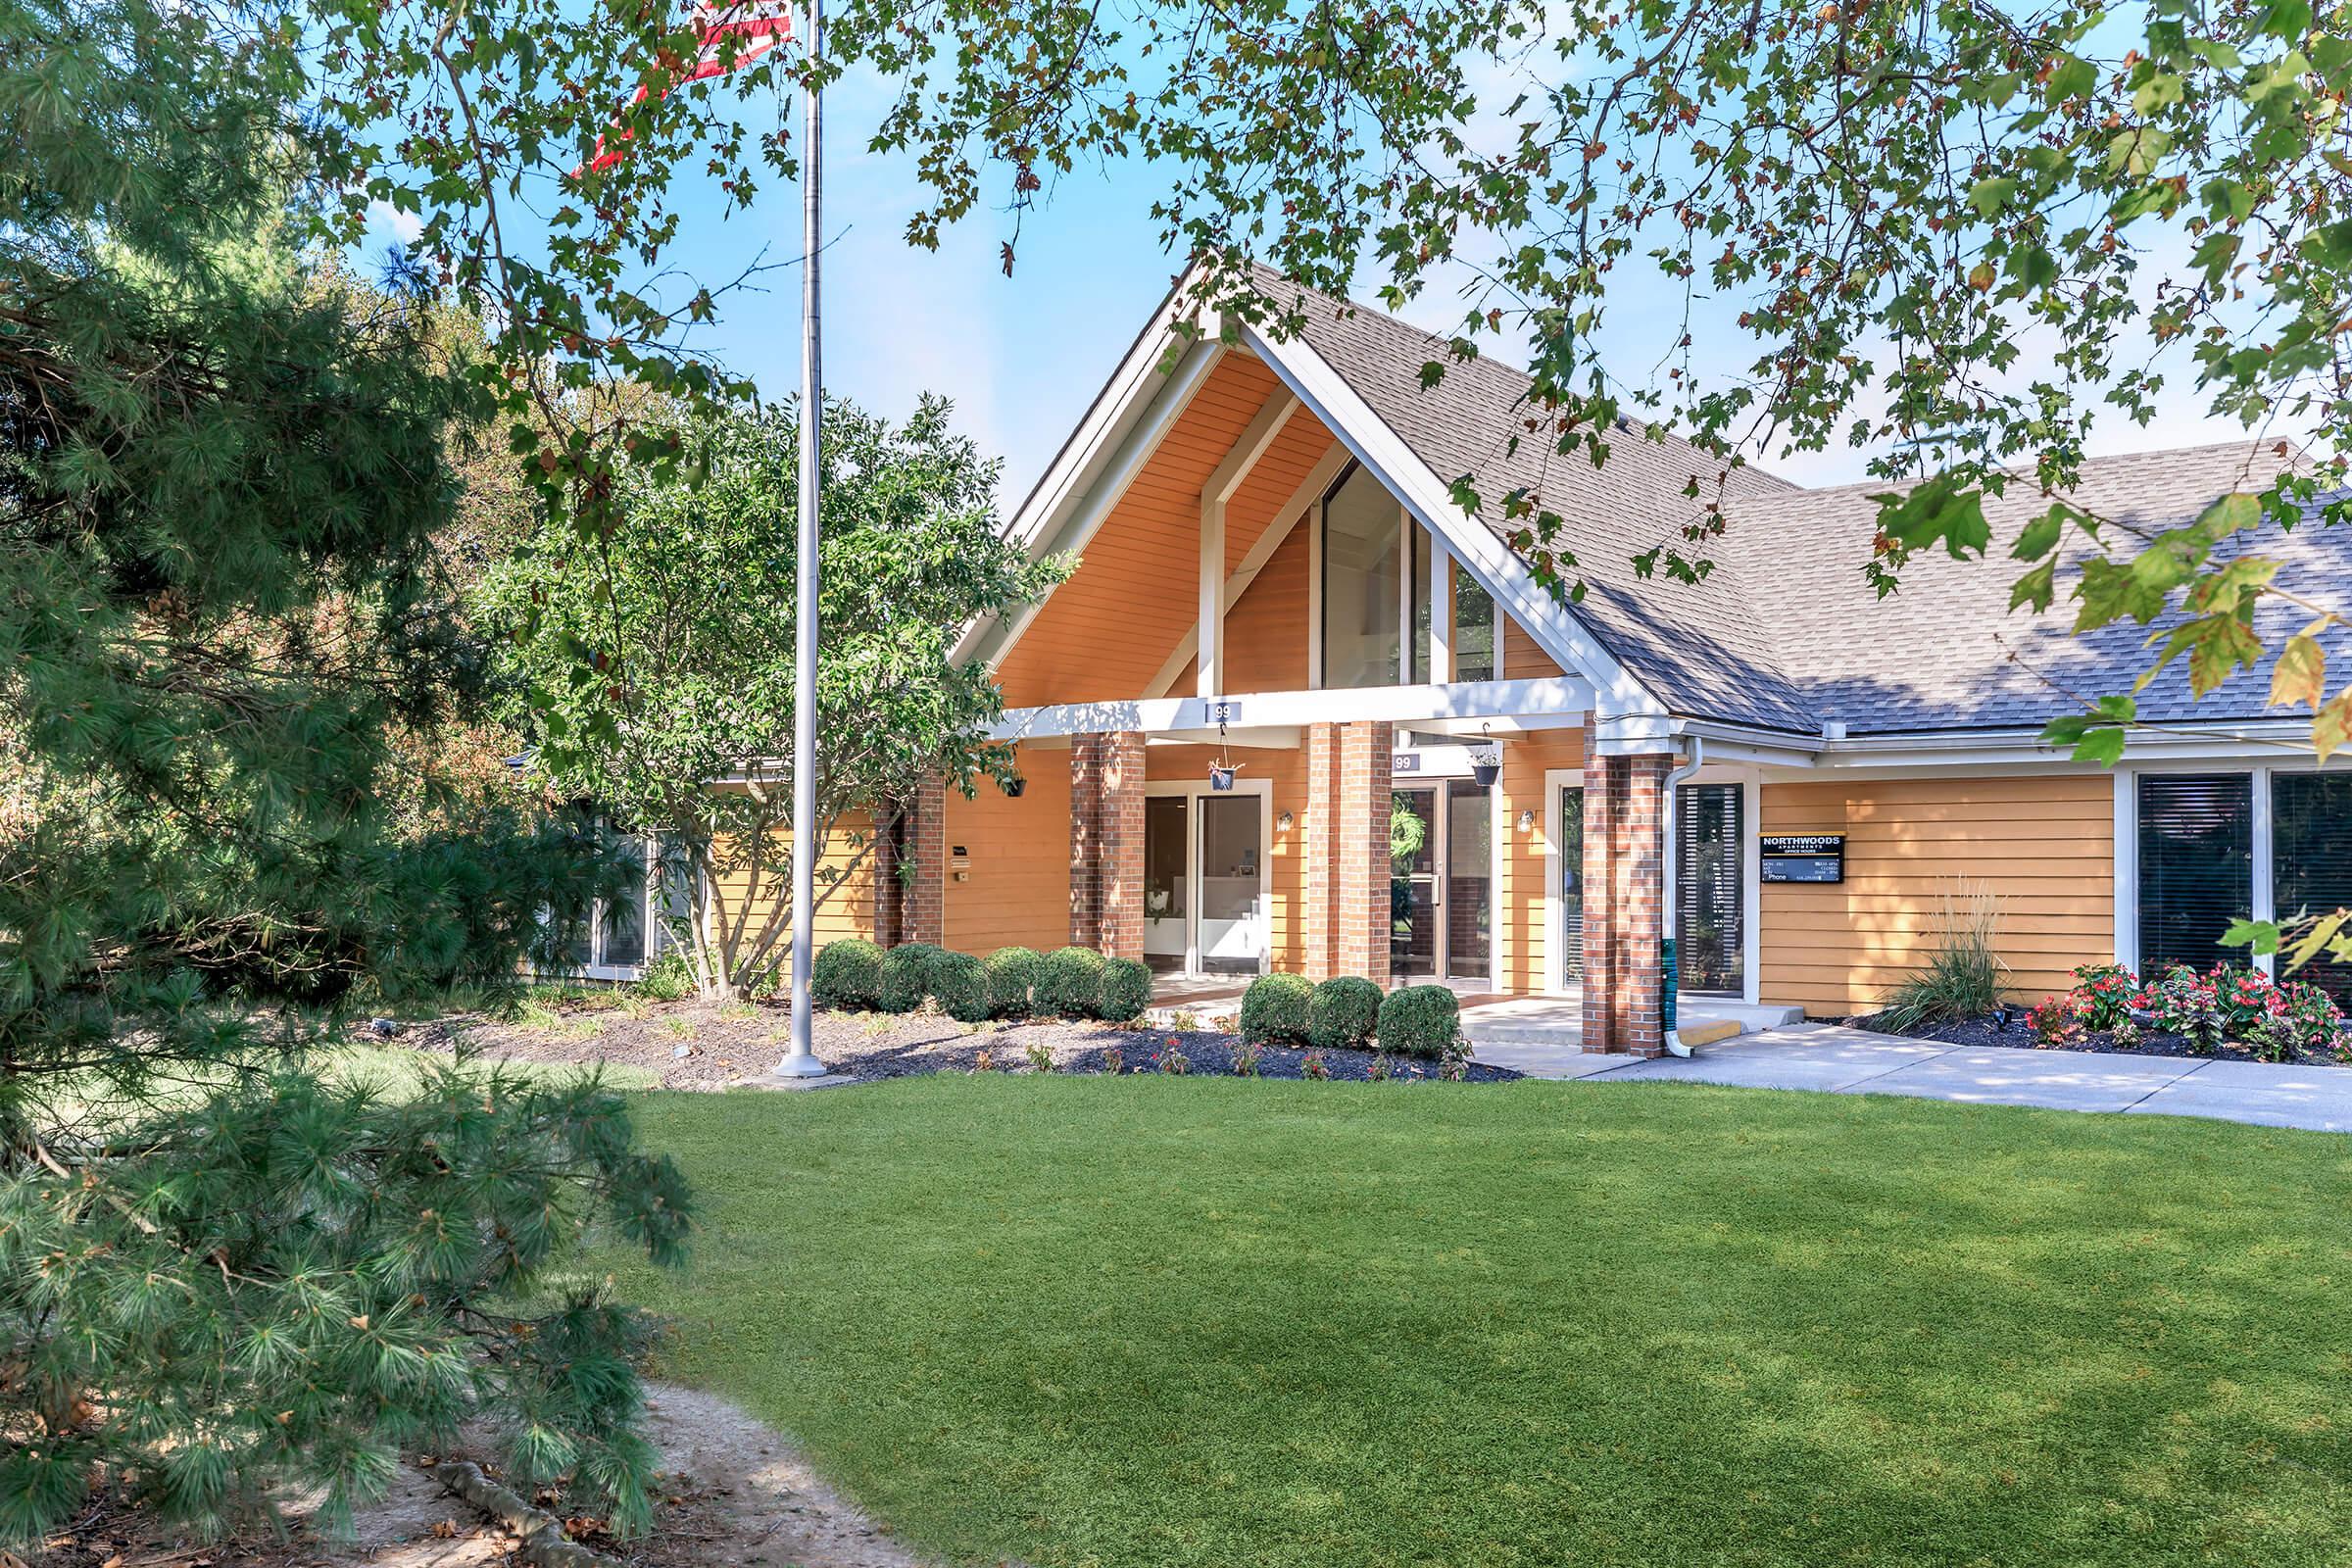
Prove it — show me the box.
[1276,810,1294,831]
[1516,809,1536,832]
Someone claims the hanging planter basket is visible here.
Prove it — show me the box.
[1209,764,1238,791]
[1469,723,1501,789]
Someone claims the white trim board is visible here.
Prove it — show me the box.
[958,334,1226,671]
[990,675,1594,742]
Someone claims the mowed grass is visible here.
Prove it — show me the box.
[609,1077,2352,1567]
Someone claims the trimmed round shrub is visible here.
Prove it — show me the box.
[1097,956,1153,1022]
[878,942,942,1013]
[1034,946,1106,1018]
[984,946,1040,1018]
[1240,972,1314,1045]
[931,951,993,1023]
[1376,984,1461,1059]
[809,937,883,1010]
[1307,975,1382,1050]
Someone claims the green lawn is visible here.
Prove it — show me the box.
[609,1077,2352,1567]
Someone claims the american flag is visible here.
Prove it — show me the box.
[583,0,798,173]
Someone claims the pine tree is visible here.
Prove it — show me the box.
[0,0,692,1543]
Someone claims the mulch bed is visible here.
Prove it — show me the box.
[409,998,1521,1089]
[1849,1010,2351,1069]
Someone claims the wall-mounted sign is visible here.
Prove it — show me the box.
[1392,752,1422,773]
[1760,834,1844,884]
[1206,699,1243,724]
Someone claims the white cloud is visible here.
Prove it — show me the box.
[366,199,425,246]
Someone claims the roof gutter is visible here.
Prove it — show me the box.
[1660,735,1705,1058]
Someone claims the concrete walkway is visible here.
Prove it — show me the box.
[1483,1022,2352,1133]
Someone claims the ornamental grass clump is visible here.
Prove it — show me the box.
[1880,883,2009,1032]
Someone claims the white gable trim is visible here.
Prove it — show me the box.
[1232,319,1666,721]
[956,278,1225,669]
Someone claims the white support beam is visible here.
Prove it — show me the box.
[990,675,1593,742]
[1145,440,1347,701]
[1197,389,1299,698]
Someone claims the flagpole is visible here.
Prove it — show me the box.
[776,0,827,1078]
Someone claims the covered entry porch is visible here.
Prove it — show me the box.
[863,678,1744,1055]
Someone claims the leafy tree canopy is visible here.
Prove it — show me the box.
[480,393,1066,996]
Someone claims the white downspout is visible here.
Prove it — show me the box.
[1661,736,1704,1056]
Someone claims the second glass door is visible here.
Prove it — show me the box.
[1391,780,1494,984]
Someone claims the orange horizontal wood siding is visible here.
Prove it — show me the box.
[941,747,1073,956]
[1759,774,2116,1017]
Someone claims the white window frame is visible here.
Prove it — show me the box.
[1680,763,1762,1005]
[1543,766,1583,995]
[545,817,672,982]
[2114,757,2352,979]
[1143,777,1274,976]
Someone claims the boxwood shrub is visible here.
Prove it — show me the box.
[931,951,993,1023]
[808,937,883,1010]
[984,946,1040,1018]
[1376,984,1460,1059]
[1034,946,1106,1018]
[1098,956,1153,1022]
[1307,975,1382,1050]
[878,942,942,1013]
[1240,972,1314,1045]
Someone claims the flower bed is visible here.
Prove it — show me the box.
[1863,961,2352,1066]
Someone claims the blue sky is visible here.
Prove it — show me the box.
[367,60,2270,515]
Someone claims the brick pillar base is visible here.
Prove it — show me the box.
[878,780,945,947]
[1068,731,1145,956]
[1581,741,1667,1054]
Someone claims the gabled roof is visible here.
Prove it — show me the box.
[1249,268,2333,739]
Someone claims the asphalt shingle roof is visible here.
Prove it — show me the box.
[1260,269,2335,737]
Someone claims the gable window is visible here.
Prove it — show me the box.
[1320,463,1402,688]
[1452,561,1498,682]
[2135,773,2253,975]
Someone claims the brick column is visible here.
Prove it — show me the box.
[1302,722,1340,977]
[1068,737,1102,946]
[1581,743,1668,1055]
[1068,731,1145,956]
[1335,720,1394,986]
[876,782,945,947]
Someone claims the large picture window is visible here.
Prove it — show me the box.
[2136,773,2253,975]
[2273,772,2352,996]
[1319,463,1401,689]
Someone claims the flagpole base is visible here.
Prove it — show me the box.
[771,1051,831,1079]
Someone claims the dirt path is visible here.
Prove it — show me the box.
[36,1385,927,1568]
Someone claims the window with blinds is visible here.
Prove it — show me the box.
[2272,772,2352,999]
[2136,773,2252,974]
[1558,787,1584,983]
[1677,783,1743,995]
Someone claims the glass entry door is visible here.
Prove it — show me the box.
[1144,788,1268,976]
[1676,783,1744,996]
[1556,786,1584,985]
[1391,780,1494,984]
